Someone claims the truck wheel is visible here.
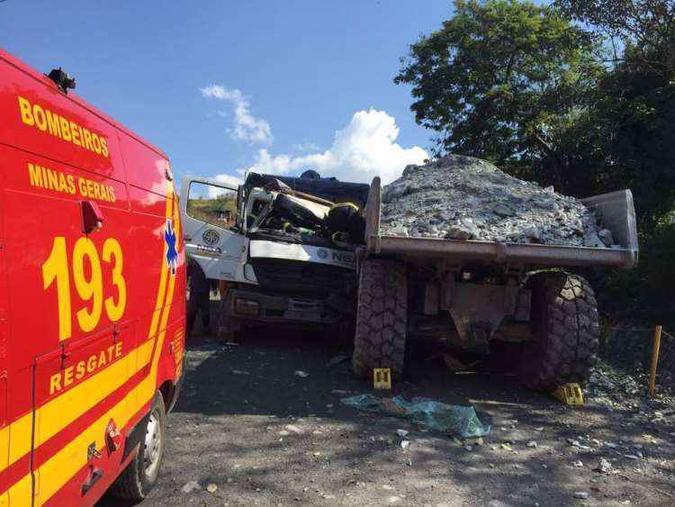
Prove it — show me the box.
[110,393,167,502]
[216,300,242,341]
[352,259,407,378]
[522,273,599,391]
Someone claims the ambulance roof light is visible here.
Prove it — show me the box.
[47,67,76,94]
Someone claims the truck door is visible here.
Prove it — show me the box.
[180,177,247,281]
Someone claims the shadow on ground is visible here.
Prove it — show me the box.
[101,319,675,506]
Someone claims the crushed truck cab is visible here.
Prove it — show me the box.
[180,173,369,333]
[0,49,185,505]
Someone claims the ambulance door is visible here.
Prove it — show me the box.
[3,153,131,504]
[180,177,247,282]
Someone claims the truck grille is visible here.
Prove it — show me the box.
[249,258,356,296]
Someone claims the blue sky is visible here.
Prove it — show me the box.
[2,0,452,184]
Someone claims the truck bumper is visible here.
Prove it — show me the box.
[222,287,350,326]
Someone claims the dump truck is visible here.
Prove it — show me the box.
[353,176,638,389]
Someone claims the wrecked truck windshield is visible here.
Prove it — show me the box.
[186,181,238,229]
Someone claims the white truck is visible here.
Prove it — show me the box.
[180,172,369,337]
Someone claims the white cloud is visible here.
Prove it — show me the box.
[212,173,241,188]
[239,109,427,184]
[293,141,321,152]
[201,85,272,145]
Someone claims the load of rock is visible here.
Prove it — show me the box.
[381,155,618,247]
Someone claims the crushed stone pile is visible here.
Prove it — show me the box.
[381,155,618,247]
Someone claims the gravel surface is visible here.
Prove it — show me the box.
[381,155,617,247]
[100,324,675,506]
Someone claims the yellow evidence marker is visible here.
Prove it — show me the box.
[373,368,392,390]
[552,383,584,406]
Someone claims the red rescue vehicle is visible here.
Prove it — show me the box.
[0,49,186,505]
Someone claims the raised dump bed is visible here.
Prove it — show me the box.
[364,176,639,269]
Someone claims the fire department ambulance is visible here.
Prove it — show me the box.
[0,50,186,505]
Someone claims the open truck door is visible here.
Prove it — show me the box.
[180,177,249,282]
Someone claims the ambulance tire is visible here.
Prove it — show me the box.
[520,273,600,391]
[111,393,167,502]
[352,259,407,379]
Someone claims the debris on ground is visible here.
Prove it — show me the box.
[294,370,310,378]
[181,480,202,493]
[153,339,675,506]
[380,155,617,247]
[586,360,674,416]
[206,483,218,493]
[284,424,305,435]
[341,394,491,438]
[596,457,613,474]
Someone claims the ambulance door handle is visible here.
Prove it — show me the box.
[81,200,104,234]
[60,346,71,369]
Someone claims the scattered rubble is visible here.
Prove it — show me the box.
[596,457,613,473]
[181,480,201,493]
[381,155,617,247]
[284,424,305,435]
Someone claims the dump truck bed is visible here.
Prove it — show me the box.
[364,177,639,269]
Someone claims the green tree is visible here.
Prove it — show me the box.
[555,0,675,326]
[556,0,675,79]
[551,0,675,228]
[394,0,604,169]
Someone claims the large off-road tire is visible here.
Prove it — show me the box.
[522,273,600,391]
[110,393,167,502]
[352,259,407,378]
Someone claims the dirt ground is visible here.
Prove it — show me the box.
[102,321,675,506]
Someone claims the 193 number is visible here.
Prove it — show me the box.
[42,236,127,341]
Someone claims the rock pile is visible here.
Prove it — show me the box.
[381,155,618,247]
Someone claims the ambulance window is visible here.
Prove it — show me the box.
[186,181,238,229]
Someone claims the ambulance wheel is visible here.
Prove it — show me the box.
[111,393,166,502]
[520,273,600,391]
[352,259,408,379]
